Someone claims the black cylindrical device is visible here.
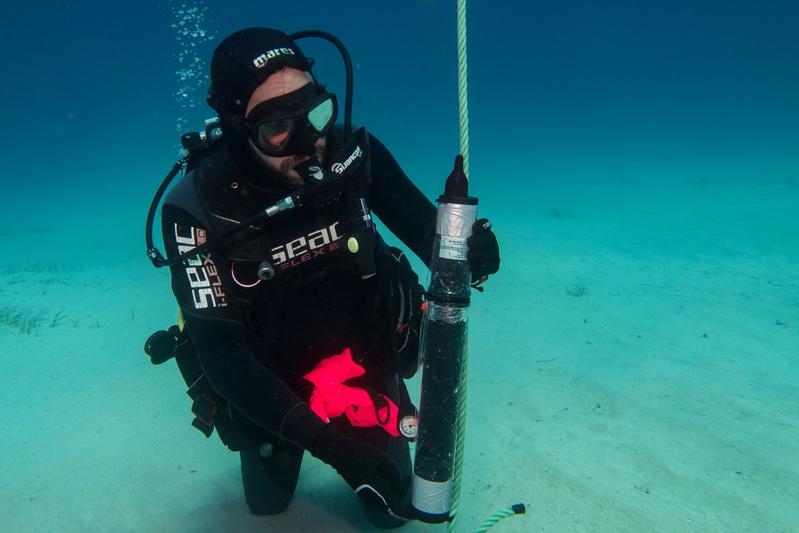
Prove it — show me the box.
[411,155,477,523]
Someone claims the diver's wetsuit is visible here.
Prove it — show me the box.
[161,127,436,523]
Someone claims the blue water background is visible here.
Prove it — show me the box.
[3,1,796,228]
[1,1,798,530]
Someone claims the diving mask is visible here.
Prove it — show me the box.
[245,82,337,157]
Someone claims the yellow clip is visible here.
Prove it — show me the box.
[347,237,359,254]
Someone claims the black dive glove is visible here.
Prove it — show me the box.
[467,218,500,283]
[310,425,411,519]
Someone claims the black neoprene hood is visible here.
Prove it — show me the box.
[208,27,312,115]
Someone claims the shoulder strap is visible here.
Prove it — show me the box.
[163,169,211,230]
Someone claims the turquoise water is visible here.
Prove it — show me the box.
[1,1,797,531]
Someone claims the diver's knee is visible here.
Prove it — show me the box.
[239,441,303,515]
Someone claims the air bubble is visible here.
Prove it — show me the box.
[168,1,216,150]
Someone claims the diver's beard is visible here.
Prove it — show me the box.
[247,139,325,189]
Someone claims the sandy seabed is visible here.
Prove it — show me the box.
[1,178,797,532]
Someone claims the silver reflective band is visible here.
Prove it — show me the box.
[436,203,477,260]
[411,475,452,515]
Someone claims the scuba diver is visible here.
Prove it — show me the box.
[145,27,500,528]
